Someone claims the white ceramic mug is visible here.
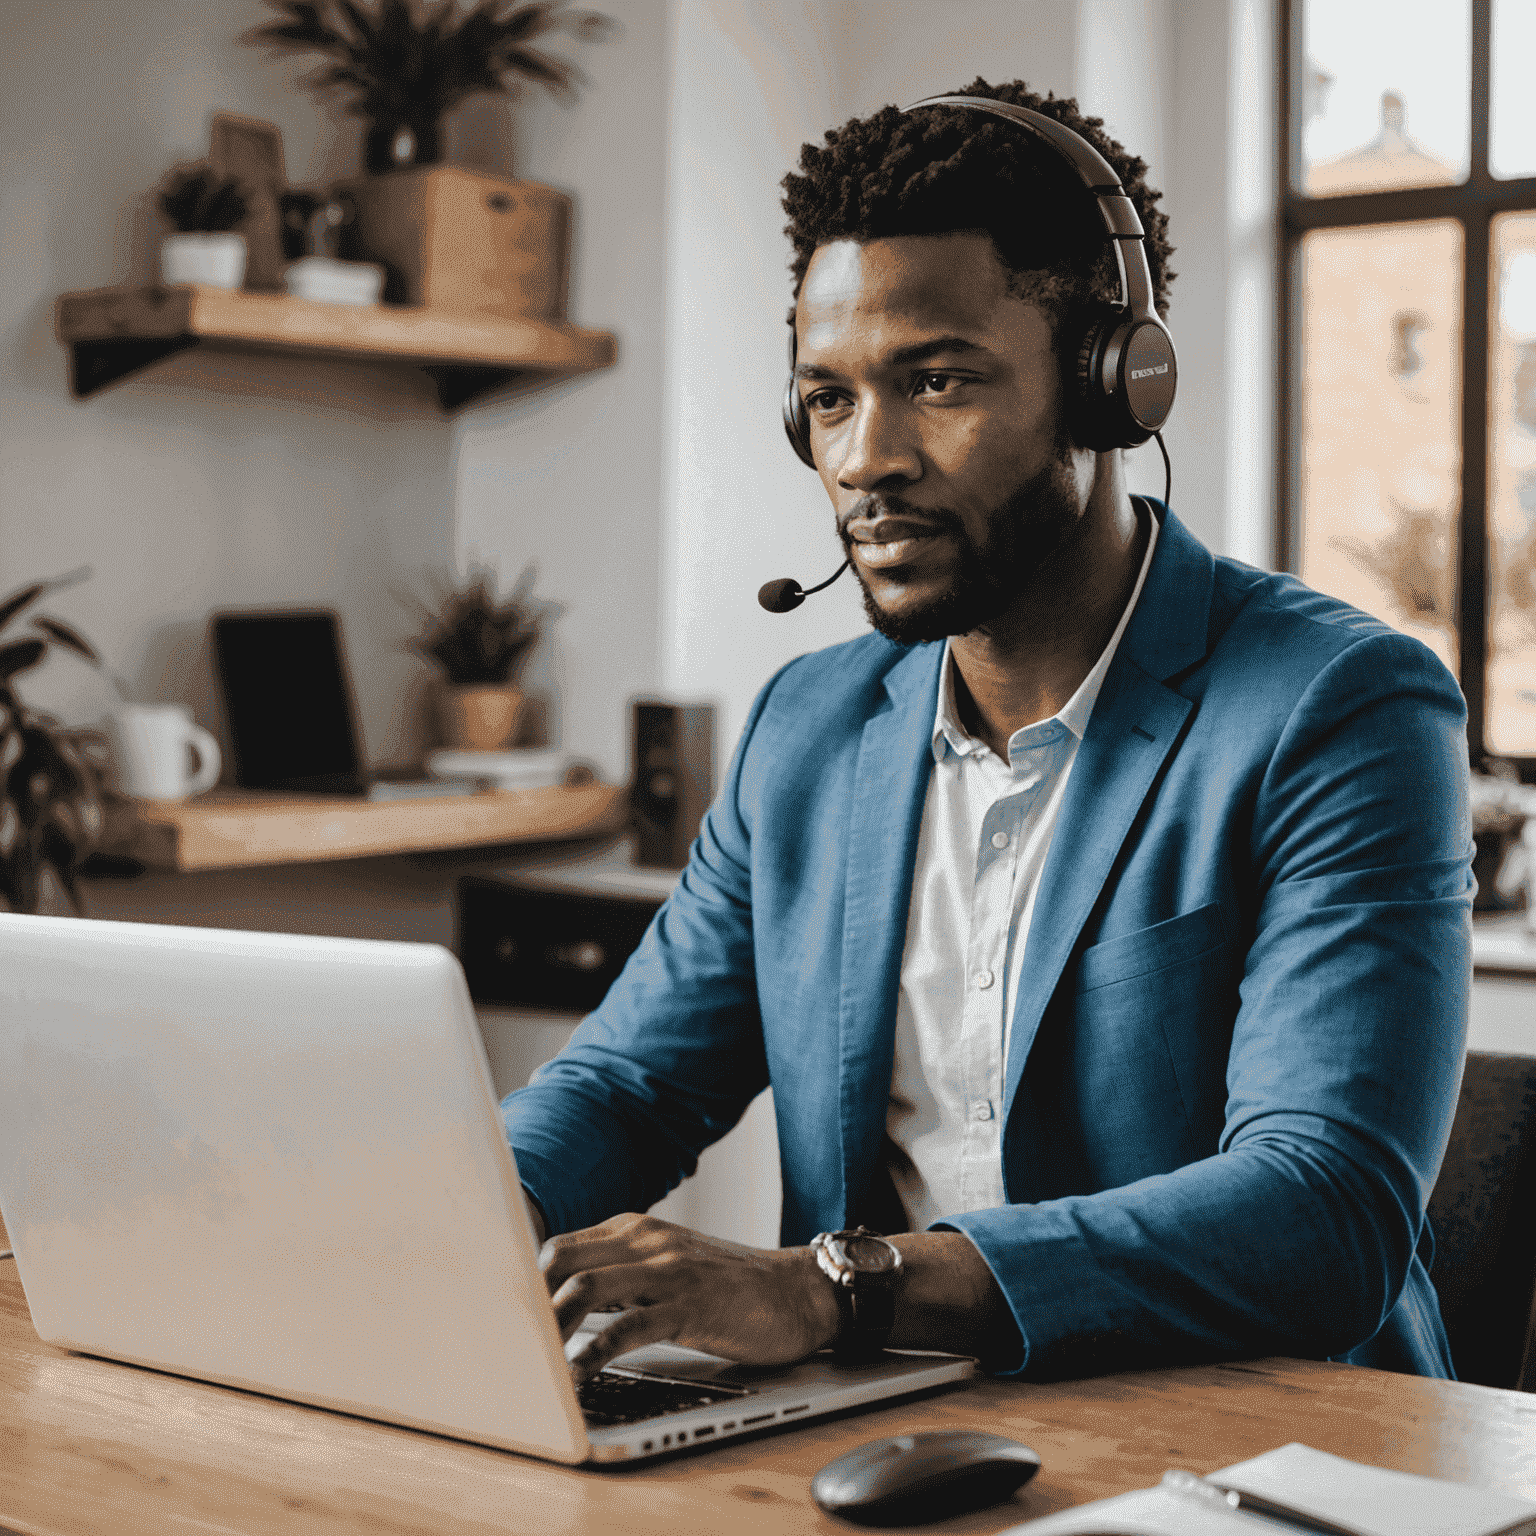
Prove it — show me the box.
[106,705,221,800]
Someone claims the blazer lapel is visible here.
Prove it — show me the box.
[836,641,944,1224]
[1002,508,1214,1113]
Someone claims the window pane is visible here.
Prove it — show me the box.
[1486,214,1536,755]
[1492,0,1536,180]
[1295,221,1462,676]
[1300,0,1470,196]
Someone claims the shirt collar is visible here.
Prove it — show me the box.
[931,501,1161,765]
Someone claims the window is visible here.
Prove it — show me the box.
[1280,0,1536,765]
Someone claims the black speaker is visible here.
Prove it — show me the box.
[631,700,714,870]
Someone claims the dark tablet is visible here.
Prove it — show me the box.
[211,610,367,794]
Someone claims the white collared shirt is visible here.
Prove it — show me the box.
[885,509,1160,1232]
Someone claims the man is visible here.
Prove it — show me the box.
[504,79,1473,1383]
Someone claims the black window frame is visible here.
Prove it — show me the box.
[1278,0,1536,768]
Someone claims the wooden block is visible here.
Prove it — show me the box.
[57,285,196,340]
[339,166,571,321]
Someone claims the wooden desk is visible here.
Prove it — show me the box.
[1,1218,1533,1536]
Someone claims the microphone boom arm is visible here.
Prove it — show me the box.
[757,558,850,613]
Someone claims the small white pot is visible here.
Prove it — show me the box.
[283,255,384,306]
[160,232,247,289]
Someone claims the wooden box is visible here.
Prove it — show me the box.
[339,166,570,321]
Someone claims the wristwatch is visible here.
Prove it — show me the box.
[810,1226,903,1361]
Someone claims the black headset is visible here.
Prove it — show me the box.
[781,93,1178,469]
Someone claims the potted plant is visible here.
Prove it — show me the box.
[406,564,548,750]
[158,165,250,288]
[243,0,612,174]
[0,571,109,916]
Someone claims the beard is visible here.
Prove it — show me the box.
[841,447,1083,645]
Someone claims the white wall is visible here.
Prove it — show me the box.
[1,0,453,767]
[1224,0,1278,569]
[1153,0,1277,567]
[834,0,1078,114]
[452,0,672,784]
[657,0,851,761]
[1074,0,1184,526]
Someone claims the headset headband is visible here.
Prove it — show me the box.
[901,94,1155,322]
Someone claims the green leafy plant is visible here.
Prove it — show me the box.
[158,165,249,234]
[405,564,547,686]
[0,570,108,915]
[244,0,612,170]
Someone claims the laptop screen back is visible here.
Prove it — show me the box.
[0,915,589,1462]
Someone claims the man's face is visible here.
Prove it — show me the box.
[794,231,1087,643]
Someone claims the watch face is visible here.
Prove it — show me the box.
[842,1232,899,1273]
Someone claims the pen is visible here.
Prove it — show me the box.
[1160,1470,1356,1534]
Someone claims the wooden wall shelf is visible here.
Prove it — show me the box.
[101,782,629,872]
[56,286,617,411]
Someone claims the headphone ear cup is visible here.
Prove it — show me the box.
[1072,308,1125,453]
[1072,307,1173,452]
[782,373,817,467]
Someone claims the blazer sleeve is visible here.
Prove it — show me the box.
[501,665,792,1238]
[944,629,1474,1377]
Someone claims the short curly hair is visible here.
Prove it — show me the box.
[780,78,1174,335]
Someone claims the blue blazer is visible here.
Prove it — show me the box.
[506,507,1473,1379]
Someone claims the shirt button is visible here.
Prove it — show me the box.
[974,969,995,990]
[990,831,1009,849]
[970,1101,994,1121]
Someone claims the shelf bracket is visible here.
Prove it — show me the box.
[423,364,532,412]
[68,336,201,398]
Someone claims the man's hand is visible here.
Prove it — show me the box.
[539,1212,839,1380]
[538,1213,1018,1380]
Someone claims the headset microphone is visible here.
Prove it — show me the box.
[757,559,850,613]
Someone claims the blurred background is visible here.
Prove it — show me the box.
[2,0,1275,780]
[10,0,1536,1246]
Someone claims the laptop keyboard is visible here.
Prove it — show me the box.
[578,1368,756,1427]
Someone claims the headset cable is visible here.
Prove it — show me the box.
[1154,429,1171,509]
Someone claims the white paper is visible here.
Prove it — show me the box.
[1006,1445,1536,1536]
[1004,1480,1298,1536]
[1211,1443,1536,1536]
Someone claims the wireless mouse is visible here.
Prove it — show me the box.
[810,1430,1042,1526]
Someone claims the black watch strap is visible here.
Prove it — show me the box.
[829,1274,896,1362]
[812,1227,902,1362]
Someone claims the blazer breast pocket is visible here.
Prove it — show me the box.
[1075,902,1230,994]
[1065,902,1237,1161]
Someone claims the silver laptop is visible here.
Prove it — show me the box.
[0,914,973,1463]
